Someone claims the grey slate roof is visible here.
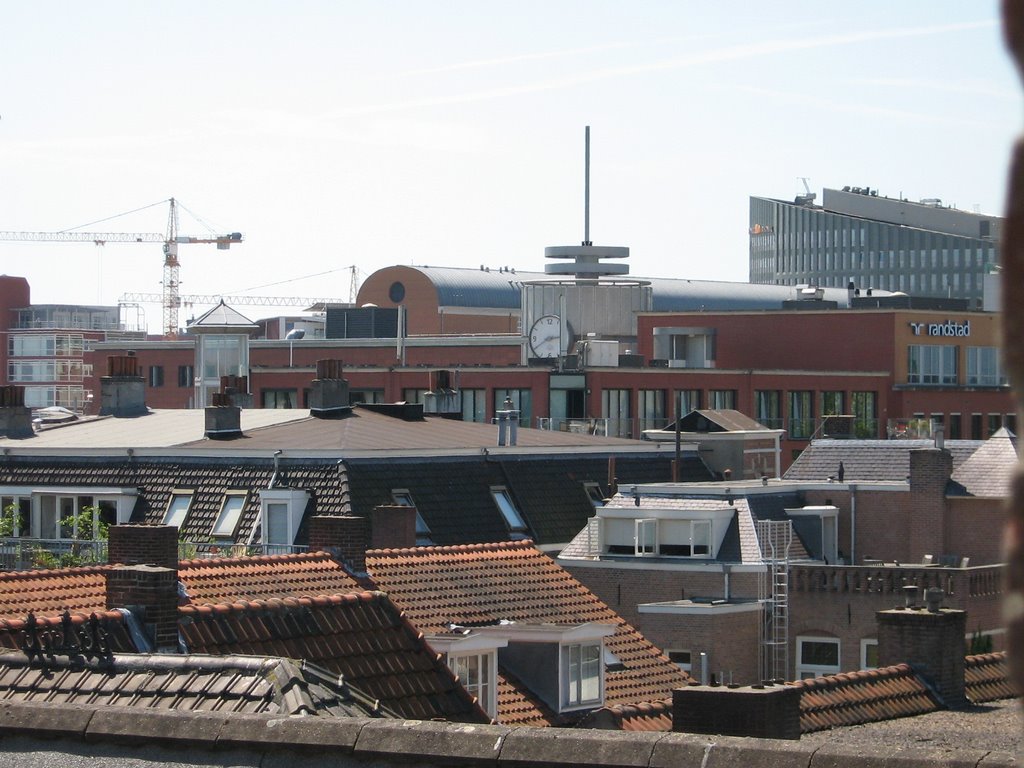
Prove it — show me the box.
[0,650,393,717]
[950,428,1018,497]
[784,438,984,483]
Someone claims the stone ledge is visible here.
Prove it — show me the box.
[355,719,511,764]
[498,727,665,768]
[85,706,230,745]
[216,711,365,751]
[0,700,95,738]
[808,743,1004,768]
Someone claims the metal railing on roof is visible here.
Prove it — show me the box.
[0,537,108,571]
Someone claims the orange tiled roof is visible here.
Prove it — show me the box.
[364,541,689,723]
[795,664,940,733]
[577,699,675,731]
[178,591,489,724]
[0,565,113,622]
[965,652,1017,703]
[178,552,362,605]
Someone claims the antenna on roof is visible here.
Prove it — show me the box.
[584,126,592,246]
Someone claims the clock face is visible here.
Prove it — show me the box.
[529,315,561,358]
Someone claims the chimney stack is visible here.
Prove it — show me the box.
[105,565,180,653]
[107,524,179,570]
[99,355,147,418]
[309,505,417,575]
[309,359,351,419]
[205,393,242,439]
[907,447,952,563]
[876,599,967,708]
[0,385,33,438]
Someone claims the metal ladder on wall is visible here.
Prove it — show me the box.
[757,520,793,683]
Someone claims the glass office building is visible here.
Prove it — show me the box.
[749,187,1000,308]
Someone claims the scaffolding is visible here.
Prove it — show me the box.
[757,519,793,683]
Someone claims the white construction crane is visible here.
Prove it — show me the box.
[0,198,242,337]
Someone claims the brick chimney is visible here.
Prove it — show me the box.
[107,524,179,570]
[105,565,179,653]
[0,385,33,438]
[309,359,351,419]
[907,448,953,563]
[876,598,967,708]
[99,355,147,418]
[673,681,801,740]
[205,393,242,439]
[309,505,417,574]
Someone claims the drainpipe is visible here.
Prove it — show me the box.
[849,483,857,565]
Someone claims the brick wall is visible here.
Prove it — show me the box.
[907,449,953,563]
[640,606,762,684]
[108,524,179,570]
[673,682,801,740]
[105,565,179,652]
[309,515,370,572]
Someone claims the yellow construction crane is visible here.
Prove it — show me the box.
[0,198,242,337]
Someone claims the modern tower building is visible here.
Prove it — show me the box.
[749,186,1001,308]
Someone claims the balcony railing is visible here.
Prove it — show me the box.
[790,562,1004,600]
[537,417,614,437]
[0,538,108,570]
[0,537,308,571]
[178,542,309,560]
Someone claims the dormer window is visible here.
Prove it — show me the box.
[602,514,716,558]
[491,487,529,537]
[563,642,601,707]
[211,493,247,539]
[164,492,193,529]
[428,629,507,720]
[258,488,310,551]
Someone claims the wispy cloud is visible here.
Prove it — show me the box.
[848,76,1015,101]
[337,19,998,115]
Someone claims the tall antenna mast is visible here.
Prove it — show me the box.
[584,126,591,246]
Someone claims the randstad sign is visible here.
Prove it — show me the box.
[909,320,971,337]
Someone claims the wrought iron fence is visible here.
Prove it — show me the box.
[0,537,108,570]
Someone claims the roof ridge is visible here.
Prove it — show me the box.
[0,609,125,631]
[0,564,113,582]
[179,590,385,617]
[178,551,332,569]
[368,540,536,557]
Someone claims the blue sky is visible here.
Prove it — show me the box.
[0,2,1018,326]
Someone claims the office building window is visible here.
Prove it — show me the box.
[460,388,486,422]
[177,365,194,388]
[147,366,164,387]
[988,414,1003,437]
[755,390,781,430]
[788,391,814,439]
[262,389,297,409]
[949,413,962,440]
[638,389,666,432]
[601,388,631,438]
[907,345,957,385]
[850,391,877,438]
[708,390,736,409]
[820,391,844,416]
[494,389,531,427]
[966,347,1007,386]
[971,413,983,440]
[673,389,701,416]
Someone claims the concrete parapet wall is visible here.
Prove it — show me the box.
[0,700,1012,768]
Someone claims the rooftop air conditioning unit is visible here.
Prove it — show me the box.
[667,360,687,368]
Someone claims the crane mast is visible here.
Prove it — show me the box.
[0,198,242,337]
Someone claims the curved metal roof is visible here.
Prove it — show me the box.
[412,266,548,309]
[406,266,873,311]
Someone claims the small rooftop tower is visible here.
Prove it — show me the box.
[544,126,630,280]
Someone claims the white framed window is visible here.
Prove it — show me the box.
[907,345,958,385]
[860,639,878,670]
[660,519,713,557]
[562,642,602,708]
[163,492,193,529]
[966,346,1007,386]
[796,635,840,679]
[448,651,496,719]
[211,493,247,539]
[257,488,310,550]
[635,518,657,556]
[391,489,432,544]
[491,487,528,535]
